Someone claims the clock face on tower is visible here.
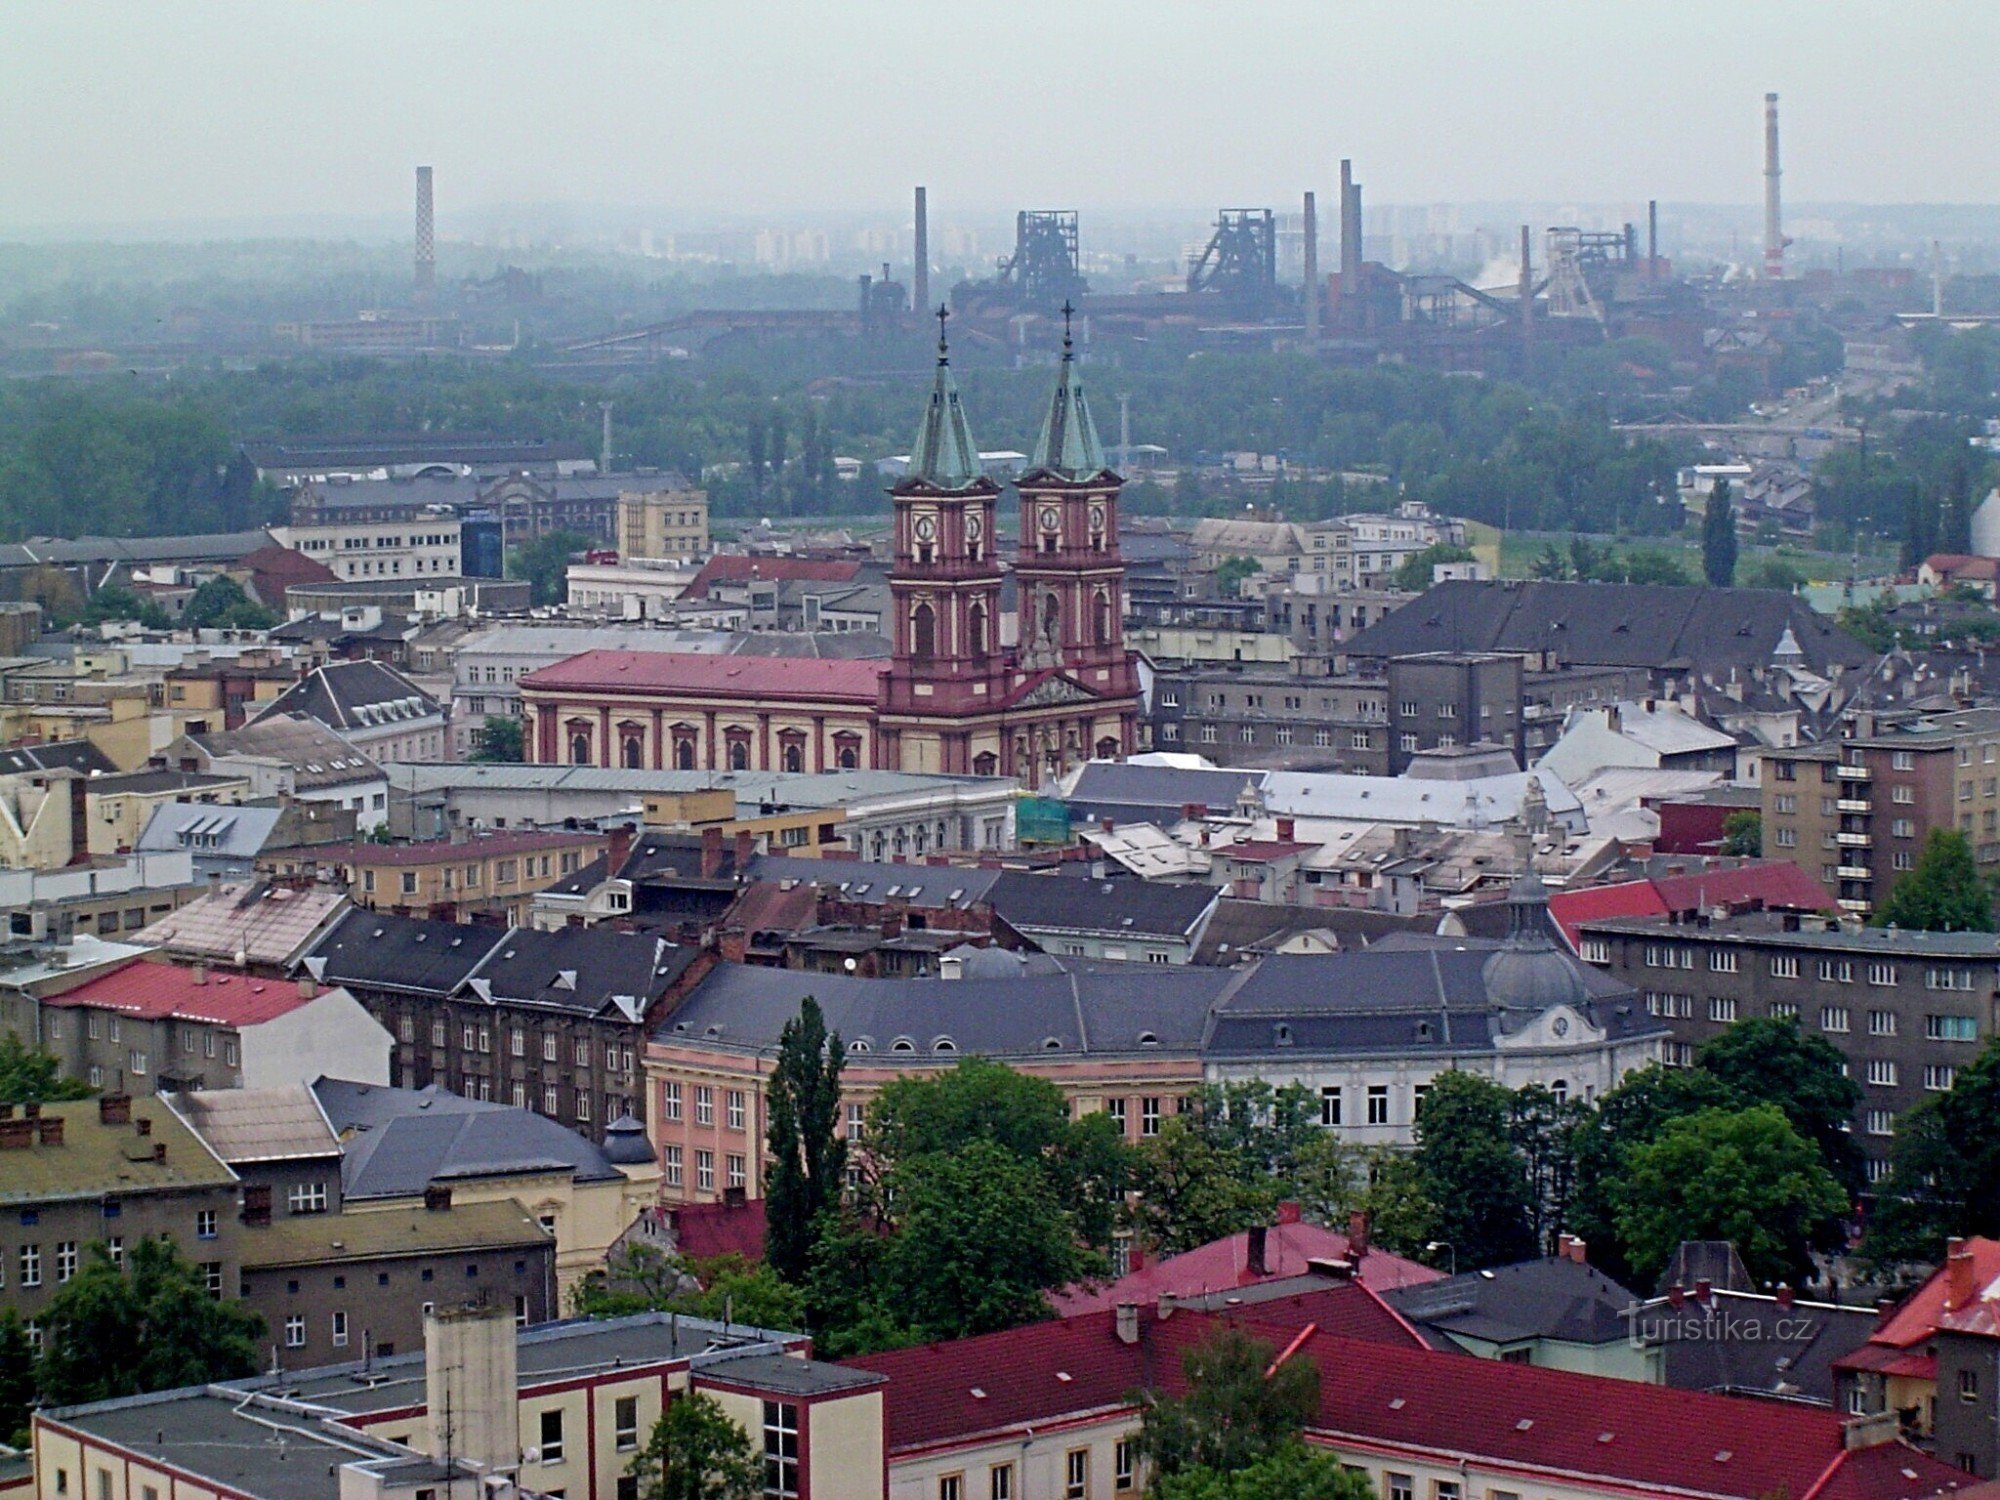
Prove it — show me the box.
[964,512,983,543]
[1089,503,1106,532]
[912,514,937,544]
[1038,506,1060,534]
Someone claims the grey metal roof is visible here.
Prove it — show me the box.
[0,740,119,777]
[164,1084,340,1164]
[134,801,286,858]
[300,908,509,995]
[1065,762,1264,821]
[988,870,1220,941]
[1387,1257,1640,1350]
[655,960,1230,1061]
[312,1078,626,1199]
[254,660,441,733]
[466,926,695,1018]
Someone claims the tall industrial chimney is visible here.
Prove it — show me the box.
[1648,199,1659,280]
[1518,225,1534,349]
[414,166,436,303]
[912,186,929,316]
[1339,159,1358,283]
[1762,93,1784,281]
[1302,191,1320,342]
[599,402,614,477]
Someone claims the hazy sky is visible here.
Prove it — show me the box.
[5,0,1996,232]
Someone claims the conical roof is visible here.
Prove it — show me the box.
[905,309,984,490]
[1027,305,1108,482]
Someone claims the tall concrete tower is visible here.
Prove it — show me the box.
[415,166,436,303]
[1762,94,1784,281]
[913,186,930,316]
[1302,191,1320,342]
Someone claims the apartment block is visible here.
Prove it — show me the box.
[616,482,710,560]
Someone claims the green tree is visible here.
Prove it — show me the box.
[1150,1444,1371,1500]
[1212,556,1260,598]
[1136,1327,1319,1482]
[1127,1118,1282,1257]
[628,1390,763,1500]
[1873,828,1995,932]
[508,528,591,608]
[1744,558,1808,592]
[1697,1016,1865,1198]
[0,1311,33,1447]
[1866,1036,2000,1267]
[37,1238,263,1405]
[79,584,172,631]
[1566,1065,1740,1285]
[1510,1083,1584,1256]
[470,714,525,763]
[183,575,275,631]
[570,1246,804,1331]
[763,997,846,1283]
[1413,1071,1535,1269]
[0,1032,92,1104]
[1702,480,1739,587]
[1612,1105,1847,1289]
[1720,810,1762,857]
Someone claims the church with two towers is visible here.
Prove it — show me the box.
[519,318,1140,788]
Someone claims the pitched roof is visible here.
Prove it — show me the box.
[518,649,887,704]
[901,329,986,491]
[312,1078,626,1198]
[0,1097,238,1204]
[238,1198,552,1268]
[134,882,350,967]
[0,740,119,777]
[134,802,288,860]
[1385,1255,1638,1347]
[253,660,441,733]
[1550,860,1833,949]
[164,1085,340,1164]
[745,854,1006,911]
[1054,1222,1443,1314]
[300,908,509,995]
[987,870,1220,941]
[234,542,338,608]
[1343,579,1874,675]
[1025,324,1109,482]
[681,555,862,599]
[465,926,693,1019]
[190,714,384,790]
[44,959,332,1027]
[267,828,602,867]
[1844,1237,2000,1357]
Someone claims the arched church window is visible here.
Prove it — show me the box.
[1093,591,1111,646]
[674,738,695,770]
[621,736,643,769]
[968,603,987,658]
[783,742,803,773]
[1042,593,1061,649]
[569,733,590,766]
[912,603,936,661]
[727,740,749,771]
[838,745,859,770]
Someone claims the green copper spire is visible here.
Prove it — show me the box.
[1027,302,1108,481]
[906,305,984,490]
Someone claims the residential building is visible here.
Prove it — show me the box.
[133,880,350,973]
[169,713,390,831]
[274,476,471,581]
[36,958,390,1095]
[987,870,1220,964]
[85,768,250,856]
[257,828,604,924]
[0,1094,245,1331]
[160,650,298,733]
[616,480,710,559]
[1762,708,2000,916]
[0,769,81,871]
[1574,911,2000,1180]
[1150,666,1389,771]
[253,660,448,766]
[0,850,202,946]
[33,1306,884,1500]
[301,911,696,1141]
[1635,1278,1877,1407]
[133,798,348,882]
[1385,1240,1650,1379]
[311,1078,662,1298]
[162,1085,347,1221]
[562,557,704,621]
[1540,699,1742,785]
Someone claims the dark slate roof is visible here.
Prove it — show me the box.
[1063,762,1263,823]
[298,908,508,995]
[1203,939,1655,1058]
[1642,1290,1878,1404]
[543,831,744,899]
[1341,580,1874,675]
[988,869,1220,941]
[0,739,118,777]
[1386,1256,1640,1350]
[311,1077,625,1198]
[86,769,242,796]
[655,960,1231,1061]
[252,660,440,733]
[744,855,1006,910]
[465,926,694,1020]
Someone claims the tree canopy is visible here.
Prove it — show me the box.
[1873,828,1995,932]
[1696,1017,1864,1196]
[1701,480,1739,586]
[763,997,846,1283]
[470,714,524,763]
[1866,1036,2000,1267]
[0,1033,93,1104]
[1136,1327,1321,1482]
[627,1390,763,1500]
[1413,1071,1537,1269]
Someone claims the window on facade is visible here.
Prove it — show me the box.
[696,1150,714,1193]
[1770,955,1800,978]
[285,1315,306,1349]
[614,1397,639,1452]
[1320,1087,1342,1127]
[197,1209,217,1240]
[663,1082,682,1121]
[288,1183,328,1215]
[726,1090,746,1131]
[538,1409,564,1464]
[1708,996,1738,1023]
[332,1311,349,1347]
[763,1402,799,1499]
[1366,1085,1389,1126]
[663,1146,683,1188]
[543,1086,559,1115]
[1927,1014,1978,1042]
[1064,1450,1088,1500]
[55,1242,76,1283]
[1115,1439,1136,1491]
[1926,1065,1956,1091]
[694,1086,713,1125]
[726,1154,745,1189]
[1865,1109,1894,1137]
[1821,1006,1851,1034]
[1867,1059,1898,1087]
[1141,1098,1162,1137]
[845,1103,864,1142]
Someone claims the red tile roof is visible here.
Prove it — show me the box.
[1051,1220,1442,1315]
[1550,860,1833,950]
[682,555,861,599]
[846,1304,1968,1499]
[1840,1237,2000,1362]
[671,1197,768,1263]
[236,542,338,607]
[519,650,887,704]
[44,958,328,1027]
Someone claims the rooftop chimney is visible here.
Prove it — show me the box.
[424,1184,453,1212]
[36,1117,62,1148]
[1156,1292,1177,1321]
[1667,1282,1685,1308]
[701,825,725,880]
[98,1094,132,1127]
[0,1119,33,1150]
[1276,817,1296,842]
[1775,1283,1795,1310]
[607,822,634,877]
[1694,1277,1713,1304]
[1275,1200,1301,1226]
[1346,1209,1371,1258]
[1247,1225,1270,1277]
[425,1303,517,1474]
[1115,1302,1140,1345]
[734,829,754,875]
[1762,93,1785,281]
[1945,1238,1974,1311]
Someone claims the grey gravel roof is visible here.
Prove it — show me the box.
[655,960,1231,1061]
[312,1078,625,1199]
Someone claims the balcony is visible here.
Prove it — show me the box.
[1835,764,1871,780]
[1837,898,1874,915]
[1837,865,1872,880]
[1835,831,1873,848]
[1836,799,1872,814]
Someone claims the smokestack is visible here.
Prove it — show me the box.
[1519,225,1534,349]
[599,402,613,477]
[913,186,929,316]
[1932,240,1945,318]
[414,166,436,303]
[1302,190,1319,343]
[1648,199,1660,280]
[1339,159,1358,283]
[1763,93,1784,281]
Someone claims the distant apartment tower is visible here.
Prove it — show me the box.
[617,482,710,560]
[1762,708,2000,916]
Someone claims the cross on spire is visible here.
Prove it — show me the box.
[934,303,950,364]
[1060,300,1075,354]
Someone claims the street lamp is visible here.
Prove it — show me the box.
[1426,1241,1456,1275]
